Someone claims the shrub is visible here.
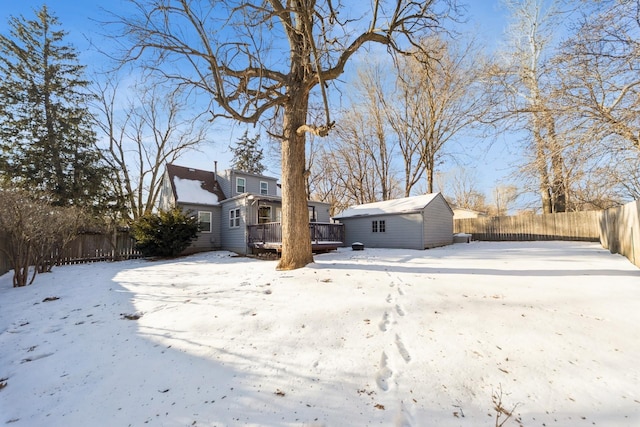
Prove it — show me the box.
[130,209,199,257]
[0,188,87,287]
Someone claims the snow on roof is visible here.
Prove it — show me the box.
[333,193,443,219]
[173,176,219,205]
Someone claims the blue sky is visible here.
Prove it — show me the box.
[0,1,520,207]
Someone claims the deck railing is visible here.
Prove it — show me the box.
[247,222,344,245]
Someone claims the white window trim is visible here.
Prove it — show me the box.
[236,177,246,194]
[260,181,268,195]
[229,208,241,228]
[198,211,212,233]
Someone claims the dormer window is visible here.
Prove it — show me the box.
[260,181,268,195]
[236,177,246,193]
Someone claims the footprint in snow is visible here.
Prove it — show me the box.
[376,351,393,391]
[395,304,406,317]
[394,401,415,427]
[21,352,54,363]
[395,334,412,363]
[379,311,392,332]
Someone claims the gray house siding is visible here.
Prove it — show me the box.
[341,213,425,250]
[308,201,331,223]
[220,198,249,254]
[218,170,278,198]
[178,203,222,252]
[423,196,454,248]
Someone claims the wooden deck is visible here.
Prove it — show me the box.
[247,222,344,253]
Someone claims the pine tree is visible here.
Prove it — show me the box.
[230,130,265,175]
[0,6,111,209]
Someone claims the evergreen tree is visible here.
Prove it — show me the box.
[130,209,199,257]
[0,6,111,209]
[230,130,265,175]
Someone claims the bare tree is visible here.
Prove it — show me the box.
[113,0,454,270]
[328,112,381,205]
[392,35,488,195]
[352,64,398,202]
[444,167,487,212]
[311,62,400,211]
[306,146,348,216]
[491,184,519,216]
[554,0,640,207]
[92,76,211,220]
[558,0,640,152]
[0,189,85,287]
[547,1,640,209]
[487,0,569,213]
[568,143,640,209]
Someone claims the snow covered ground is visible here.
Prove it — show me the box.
[1,241,639,427]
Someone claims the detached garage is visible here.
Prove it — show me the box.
[333,193,454,250]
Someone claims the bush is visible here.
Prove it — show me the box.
[0,188,87,287]
[130,209,199,257]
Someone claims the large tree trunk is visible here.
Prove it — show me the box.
[532,115,553,214]
[277,86,313,270]
[545,115,566,213]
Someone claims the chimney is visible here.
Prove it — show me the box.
[214,161,218,181]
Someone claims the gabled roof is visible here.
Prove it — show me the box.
[166,164,226,206]
[333,193,451,219]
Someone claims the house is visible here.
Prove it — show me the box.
[332,193,454,250]
[158,163,343,255]
[158,163,226,252]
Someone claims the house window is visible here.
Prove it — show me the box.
[258,205,272,224]
[308,206,317,222]
[372,220,386,233]
[275,207,282,222]
[198,211,212,233]
[236,177,246,193]
[229,208,241,228]
[260,181,268,195]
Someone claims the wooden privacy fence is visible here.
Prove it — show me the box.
[454,210,601,242]
[0,231,141,277]
[599,200,640,268]
[50,232,141,265]
[455,200,640,268]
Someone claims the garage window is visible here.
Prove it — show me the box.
[372,220,386,233]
